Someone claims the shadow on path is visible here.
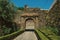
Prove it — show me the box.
[25,29,41,40]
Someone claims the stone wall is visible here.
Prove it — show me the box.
[38,10,48,27]
[47,0,60,27]
[14,0,60,28]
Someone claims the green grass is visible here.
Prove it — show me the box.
[48,35,60,40]
[39,27,60,40]
[40,27,55,35]
[35,29,49,40]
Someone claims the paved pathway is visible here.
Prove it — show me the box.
[13,19,38,40]
[13,31,38,40]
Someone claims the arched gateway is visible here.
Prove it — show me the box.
[20,12,39,29]
[26,18,35,29]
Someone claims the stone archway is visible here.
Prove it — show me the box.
[20,13,39,29]
[25,18,35,29]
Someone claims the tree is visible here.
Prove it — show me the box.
[0,0,18,36]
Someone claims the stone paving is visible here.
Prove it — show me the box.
[13,19,38,40]
[13,31,38,40]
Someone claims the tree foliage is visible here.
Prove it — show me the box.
[0,0,18,36]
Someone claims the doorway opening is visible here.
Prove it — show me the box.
[25,18,35,29]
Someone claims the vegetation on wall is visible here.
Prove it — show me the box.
[17,7,24,10]
[46,0,60,35]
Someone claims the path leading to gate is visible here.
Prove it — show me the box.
[13,31,38,40]
[13,19,38,40]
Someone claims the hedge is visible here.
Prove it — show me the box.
[0,29,24,40]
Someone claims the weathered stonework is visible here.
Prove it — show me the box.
[13,0,59,29]
[48,0,60,27]
[13,5,49,29]
[20,12,39,29]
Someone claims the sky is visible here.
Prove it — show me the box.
[10,0,55,10]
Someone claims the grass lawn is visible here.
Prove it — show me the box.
[35,29,49,40]
[39,27,60,40]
